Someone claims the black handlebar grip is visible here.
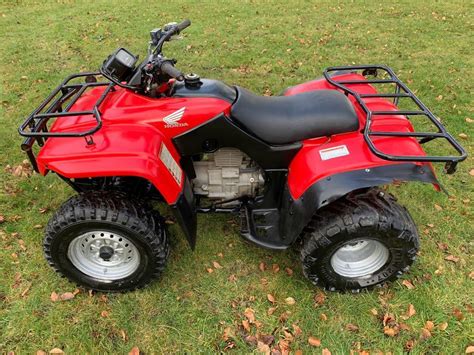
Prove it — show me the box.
[160,61,184,81]
[176,19,191,32]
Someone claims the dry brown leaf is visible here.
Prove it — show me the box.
[453,308,464,321]
[244,335,257,346]
[33,224,42,229]
[285,297,296,305]
[402,280,415,289]
[320,313,328,321]
[292,323,302,337]
[383,326,399,337]
[50,292,59,302]
[294,350,303,355]
[20,283,31,298]
[36,351,47,355]
[438,322,448,331]
[0,215,5,224]
[370,308,378,316]
[242,319,251,332]
[228,274,237,282]
[466,117,474,123]
[322,348,332,355]
[445,255,460,263]
[128,346,140,355]
[404,339,415,352]
[222,327,234,341]
[49,349,64,354]
[256,341,271,354]
[259,262,266,272]
[434,204,443,211]
[383,313,396,327]
[420,328,432,340]
[314,291,326,306]
[272,264,280,273]
[465,345,474,354]
[267,307,277,315]
[399,322,410,331]
[212,261,223,269]
[402,304,416,320]
[279,311,290,323]
[206,267,213,273]
[119,329,128,341]
[308,336,321,347]
[346,323,359,332]
[60,292,75,301]
[470,169,474,177]
[425,320,435,331]
[217,252,223,258]
[458,133,468,139]
[258,334,274,346]
[101,310,109,318]
[267,294,276,304]
[285,267,293,276]
[244,308,256,323]
[437,242,449,251]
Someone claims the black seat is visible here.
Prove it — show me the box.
[230,87,359,145]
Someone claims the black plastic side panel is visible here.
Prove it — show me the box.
[279,163,439,247]
[171,178,197,249]
[172,79,237,103]
[173,114,301,169]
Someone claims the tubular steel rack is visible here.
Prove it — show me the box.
[18,72,114,172]
[323,65,467,173]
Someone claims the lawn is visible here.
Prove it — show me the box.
[0,0,473,353]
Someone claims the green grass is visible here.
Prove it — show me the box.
[0,0,473,353]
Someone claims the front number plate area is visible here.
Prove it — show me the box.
[159,143,182,186]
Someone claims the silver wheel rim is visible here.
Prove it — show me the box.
[330,239,389,278]
[67,231,140,281]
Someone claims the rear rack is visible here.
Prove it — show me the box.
[18,72,114,172]
[323,65,467,173]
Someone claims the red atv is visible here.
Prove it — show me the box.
[19,20,466,292]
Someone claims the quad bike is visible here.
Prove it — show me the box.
[19,20,466,292]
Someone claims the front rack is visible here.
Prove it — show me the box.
[323,65,467,173]
[18,72,114,172]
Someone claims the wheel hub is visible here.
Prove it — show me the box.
[330,239,389,278]
[67,231,140,281]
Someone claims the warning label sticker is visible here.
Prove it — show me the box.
[159,143,182,185]
[319,145,350,161]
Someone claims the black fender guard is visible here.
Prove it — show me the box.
[279,163,439,245]
[171,177,197,249]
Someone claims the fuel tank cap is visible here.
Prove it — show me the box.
[184,73,202,88]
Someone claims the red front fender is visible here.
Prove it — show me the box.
[37,123,184,204]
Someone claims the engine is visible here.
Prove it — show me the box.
[192,148,265,205]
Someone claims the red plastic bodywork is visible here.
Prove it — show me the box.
[37,73,434,203]
[37,86,231,204]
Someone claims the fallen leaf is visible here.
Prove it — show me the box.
[0,215,5,224]
[322,348,332,355]
[228,274,237,282]
[272,264,280,273]
[445,255,460,263]
[434,204,443,211]
[222,327,234,341]
[258,334,274,345]
[259,262,266,272]
[295,350,303,355]
[267,307,277,316]
[383,326,399,337]
[119,329,128,341]
[279,311,290,323]
[292,323,302,337]
[370,308,378,316]
[437,242,449,251]
[217,252,223,258]
[278,338,290,351]
[244,308,256,323]
[128,347,140,355]
[314,292,326,306]
[49,349,64,354]
[470,169,474,177]
[466,345,474,354]
[50,292,59,302]
[60,292,75,301]
[405,339,415,352]
[399,322,411,331]
[267,294,276,304]
[466,117,474,123]
[285,267,293,276]
[402,304,416,320]
[33,224,42,229]
[320,313,328,321]
[285,297,296,305]
[383,313,396,327]
[20,283,32,297]
[212,261,223,269]
[436,95,443,101]
[345,323,359,332]
[206,268,213,273]
[308,336,321,347]
[242,319,251,332]
[425,320,435,331]
[402,280,415,289]
[100,310,109,318]
[36,351,47,355]
[256,341,270,354]
[458,133,468,139]
[453,308,464,321]
[244,335,257,346]
[420,328,431,340]
[438,322,448,331]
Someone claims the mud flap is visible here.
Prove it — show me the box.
[171,178,197,249]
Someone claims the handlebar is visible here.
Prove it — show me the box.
[160,61,184,81]
[176,19,191,32]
